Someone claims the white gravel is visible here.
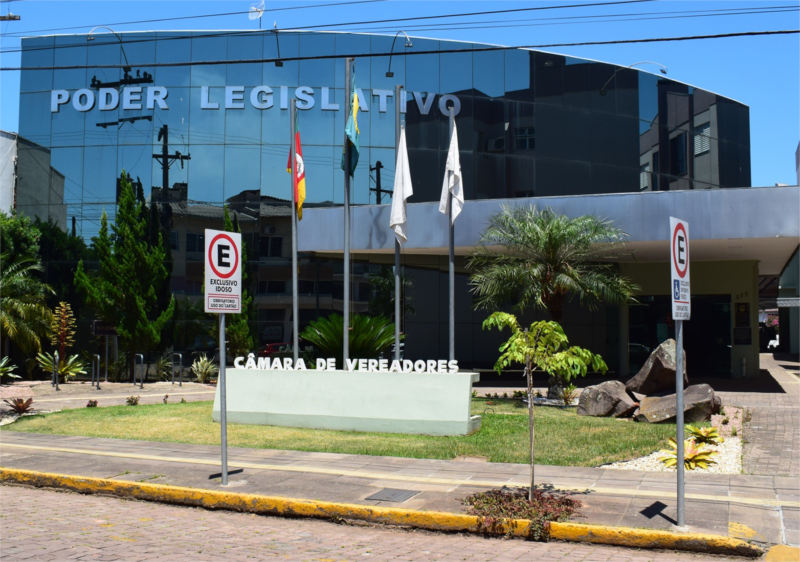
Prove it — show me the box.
[604,437,742,474]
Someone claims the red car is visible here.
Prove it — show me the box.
[258,343,292,358]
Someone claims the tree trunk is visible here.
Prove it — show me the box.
[545,293,566,399]
[527,355,535,501]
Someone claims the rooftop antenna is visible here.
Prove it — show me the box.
[249,0,265,30]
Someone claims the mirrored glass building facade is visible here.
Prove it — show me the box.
[14,30,754,373]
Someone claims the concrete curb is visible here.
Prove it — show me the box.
[0,467,763,557]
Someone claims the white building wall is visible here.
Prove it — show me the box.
[0,131,17,214]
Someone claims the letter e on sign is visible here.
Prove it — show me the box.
[205,229,242,313]
[669,217,691,320]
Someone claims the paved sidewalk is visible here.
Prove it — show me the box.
[1,354,797,551]
[728,354,800,478]
[1,430,797,547]
[0,486,731,562]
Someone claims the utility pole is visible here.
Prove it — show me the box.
[152,125,190,196]
[0,13,20,21]
[369,161,393,205]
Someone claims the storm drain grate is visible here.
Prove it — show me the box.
[365,488,421,502]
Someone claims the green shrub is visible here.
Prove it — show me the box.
[126,395,140,406]
[462,488,581,541]
[35,352,87,383]
[686,425,724,444]
[191,354,218,384]
[0,356,20,380]
[658,438,717,470]
[300,313,399,367]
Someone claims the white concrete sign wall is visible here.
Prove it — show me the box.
[670,217,691,320]
[204,229,242,313]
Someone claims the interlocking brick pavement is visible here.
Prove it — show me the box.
[716,354,800,478]
[0,485,738,562]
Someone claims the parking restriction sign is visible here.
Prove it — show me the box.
[670,217,691,320]
[204,229,242,313]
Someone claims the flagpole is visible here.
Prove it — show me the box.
[343,57,353,367]
[394,84,402,362]
[448,106,455,363]
[290,98,299,364]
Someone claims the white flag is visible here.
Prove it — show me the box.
[439,121,464,224]
[390,127,414,245]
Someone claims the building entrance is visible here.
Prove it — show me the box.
[629,295,732,377]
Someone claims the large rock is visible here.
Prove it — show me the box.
[625,339,688,395]
[634,383,721,424]
[577,381,638,418]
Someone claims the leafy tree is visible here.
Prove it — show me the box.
[0,210,40,265]
[469,205,638,322]
[367,266,415,322]
[34,217,92,309]
[74,171,175,377]
[0,255,54,356]
[483,312,607,500]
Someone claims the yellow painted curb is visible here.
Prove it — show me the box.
[0,467,763,557]
[765,545,800,561]
[549,522,763,557]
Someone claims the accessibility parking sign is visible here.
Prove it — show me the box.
[204,229,242,313]
[670,217,691,320]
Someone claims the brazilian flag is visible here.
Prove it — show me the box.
[341,63,360,177]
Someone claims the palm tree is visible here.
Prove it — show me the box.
[0,255,54,356]
[468,206,638,395]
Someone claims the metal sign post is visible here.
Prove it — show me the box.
[669,216,691,527]
[204,228,242,487]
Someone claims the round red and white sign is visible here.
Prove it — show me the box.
[208,233,239,279]
[671,222,689,279]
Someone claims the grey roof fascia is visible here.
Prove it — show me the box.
[298,186,800,253]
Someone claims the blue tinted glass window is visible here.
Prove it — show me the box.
[54,36,88,91]
[405,39,439,93]
[366,147,396,205]
[440,45,473,94]
[118,142,154,193]
[534,52,564,106]
[473,50,504,98]
[505,49,533,102]
[155,32,191,87]
[334,34,371,89]
[191,32,228,86]
[20,37,54,93]
[224,145,261,201]
[227,32,263,86]
[299,34,335,88]
[189,87,225,143]
[263,31,299,87]
[83,145,119,205]
[153,87,191,145]
[370,34,405,92]
[51,93,85,147]
[187,144,224,202]
[225,93,262,145]
[19,93,52,147]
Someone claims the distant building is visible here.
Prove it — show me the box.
[2,130,66,228]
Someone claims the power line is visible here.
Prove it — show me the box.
[2,29,797,71]
[1,0,388,37]
[352,7,800,34]
[3,0,661,44]
[349,5,797,33]
[3,3,793,54]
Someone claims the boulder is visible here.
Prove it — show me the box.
[577,381,638,418]
[625,339,688,396]
[634,383,721,424]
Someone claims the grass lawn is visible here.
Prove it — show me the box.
[2,398,681,467]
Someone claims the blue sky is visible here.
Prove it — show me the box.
[1,0,798,185]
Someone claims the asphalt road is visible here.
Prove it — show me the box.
[0,485,738,562]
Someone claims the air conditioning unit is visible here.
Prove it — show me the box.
[263,226,277,234]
